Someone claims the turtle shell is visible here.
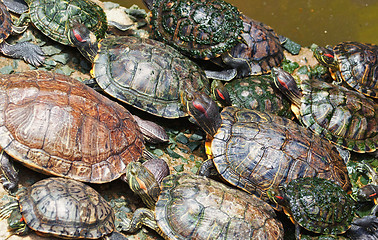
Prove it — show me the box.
[0,71,144,183]
[155,174,284,240]
[299,77,378,153]
[221,75,293,119]
[27,0,107,46]
[284,177,355,235]
[226,15,284,76]
[150,0,244,59]
[333,41,378,98]
[210,106,351,208]
[18,177,115,239]
[93,36,211,118]
[0,2,12,42]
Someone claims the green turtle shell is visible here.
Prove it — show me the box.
[150,0,244,59]
[222,75,294,119]
[284,177,355,235]
[155,174,284,239]
[299,77,378,153]
[211,106,351,208]
[92,36,211,118]
[333,41,378,98]
[18,177,115,239]
[26,0,107,46]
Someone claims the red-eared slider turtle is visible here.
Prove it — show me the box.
[272,67,378,153]
[16,0,107,46]
[313,41,378,98]
[211,74,294,119]
[205,14,285,81]
[124,161,284,240]
[185,99,351,209]
[0,71,168,192]
[0,177,128,239]
[142,0,244,60]
[68,21,213,119]
[267,177,356,239]
[0,1,44,66]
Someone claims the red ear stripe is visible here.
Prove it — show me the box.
[324,53,334,58]
[276,195,284,200]
[216,89,226,101]
[73,29,84,42]
[277,77,288,89]
[369,192,377,198]
[193,102,208,118]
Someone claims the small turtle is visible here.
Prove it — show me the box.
[205,14,285,81]
[267,177,356,239]
[272,67,378,153]
[0,71,167,192]
[15,0,108,46]
[313,41,378,98]
[211,74,294,119]
[124,161,284,240]
[142,0,244,60]
[0,1,44,66]
[68,20,214,119]
[185,96,351,209]
[0,177,128,239]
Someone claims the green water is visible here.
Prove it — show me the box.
[107,0,378,47]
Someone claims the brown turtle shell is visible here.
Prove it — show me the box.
[0,1,12,42]
[0,71,144,183]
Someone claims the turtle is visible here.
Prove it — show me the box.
[142,0,244,60]
[15,0,108,46]
[0,0,44,66]
[0,177,128,239]
[313,41,378,98]
[68,20,214,119]
[272,67,378,153]
[0,71,167,192]
[123,160,284,240]
[184,96,351,209]
[211,74,294,119]
[205,14,286,81]
[267,177,356,239]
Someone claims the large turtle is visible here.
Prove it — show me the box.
[185,96,351,209]
[15,0,108,46]
[124,161,284,240]
[267,177,356,239]
[0,1,44,66]
[272,67,378,153]
[0,71,167,192]
[313,41,378,98]
[68,20,214,119]
[142,0,244,60]
[0,177,128,239]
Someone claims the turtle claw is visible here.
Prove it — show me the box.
[0,41,45,67]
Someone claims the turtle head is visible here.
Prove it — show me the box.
[357,184,378,203]
[211,80,232,107]
[271,67,302,111]
[266,186,289,208]
[0,201,30,236]
[313,46,338,69]
[68,18,98,63]
[182,88,221,137]
[125,159,169,210]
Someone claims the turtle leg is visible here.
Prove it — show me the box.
[0,41,45,67]
[197,159,218,177]
[0,150,19,193]
[123,208,160,234]
[205,68,237,81]
[132,114,168,143]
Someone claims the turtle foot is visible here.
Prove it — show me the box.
[0,41,45,67]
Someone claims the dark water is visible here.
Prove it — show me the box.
[107,0,378,47]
